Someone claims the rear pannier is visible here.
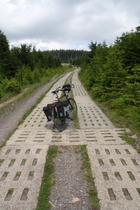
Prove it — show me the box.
[56,101,69,118]
[43,104,53,121]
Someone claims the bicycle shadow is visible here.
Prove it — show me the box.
[44,121,70,132]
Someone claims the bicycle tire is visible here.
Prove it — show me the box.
[53,107,66,132]
[67,98,77,120]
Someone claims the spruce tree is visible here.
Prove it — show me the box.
[0,30,10,78]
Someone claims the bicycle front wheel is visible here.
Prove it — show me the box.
[67,98,77,120]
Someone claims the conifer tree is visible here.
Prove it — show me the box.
[0,30,10,77]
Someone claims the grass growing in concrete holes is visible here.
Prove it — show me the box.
[36,146,58,210]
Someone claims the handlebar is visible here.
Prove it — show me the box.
[51,84,74,95]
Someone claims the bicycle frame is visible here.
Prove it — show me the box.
[43,84,77,131]
[52,88,70,102]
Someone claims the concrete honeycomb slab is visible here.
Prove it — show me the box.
[0,69,140,210]
[0,145,48,210]
[87,144,140,210]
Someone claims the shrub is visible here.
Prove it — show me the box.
[125,106,140,129]
[110,97,126,109]
[1,78,9,91]
[33,69,41,82]
[5,78,21,93]
[0,88,3,98]
[110,97,127,115]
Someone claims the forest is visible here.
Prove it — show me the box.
[0,30,83,101]
[0,27,140,131]
[0,30,63,99]
[0,30,85,101]
[45,49,84,63]
[79,26,140,131]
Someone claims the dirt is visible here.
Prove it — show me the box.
[0,75,63,146]
[50,146,93,210]
[0,88,29,109]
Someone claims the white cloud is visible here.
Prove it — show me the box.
[0,0,139,50]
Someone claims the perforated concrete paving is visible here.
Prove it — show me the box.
[0,72,72,210]
[87,144,140,210]
[0,69,140,210]
[72,71,114,129]
[0,145,48,210]
[72,71,140,210]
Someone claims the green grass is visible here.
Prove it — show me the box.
[80,145,100,210]
[74,115,80,129]
[0,65,73,110]
[96,101,140,153]
[70,83,80,129]
[36,146,58,210]
[57,72,80,129]
[120,132,140,153]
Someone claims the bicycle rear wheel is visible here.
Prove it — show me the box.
[53,108,66,132]
[67,98,77,120]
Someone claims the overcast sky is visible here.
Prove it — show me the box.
[0,0,139,51]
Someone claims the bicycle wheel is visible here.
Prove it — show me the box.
[67,98,77,120]
[53,108,66,132]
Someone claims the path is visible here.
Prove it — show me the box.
[0,74,62,145]
[0,70,140,210]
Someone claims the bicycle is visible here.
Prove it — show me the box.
[43,84,77,131]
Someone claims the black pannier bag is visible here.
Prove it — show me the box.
[62,84,71,91]
[56,101,69,118]
[43,104,53,121]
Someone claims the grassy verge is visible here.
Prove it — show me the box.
[80,145,100,210]
[0,75,50,105]
[0,66,73,112]
[0,77,51,116]
[60,72,80,129]
[36,146,58,210]
[95,100,140,153]
[69,74,80,129]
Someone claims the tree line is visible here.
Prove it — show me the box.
[79,26,140,130]
[0,30,85,99]
[0,30,63,96]
[44,49,85,63]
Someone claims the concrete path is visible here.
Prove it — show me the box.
[0,70,140,210]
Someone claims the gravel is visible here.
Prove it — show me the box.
[50,146,92,210]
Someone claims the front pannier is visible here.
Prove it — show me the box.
[43,104,53,121]
[56,101,69,118]
[62,84,71,91]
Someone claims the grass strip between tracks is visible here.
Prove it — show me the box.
[36,145,100,210]
[36,146,58,210]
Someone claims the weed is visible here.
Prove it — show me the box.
[121,132,137,150]
[80,145,100,210]
[8,188,14,195]
[36,146,58,210]
[16,172,21,177]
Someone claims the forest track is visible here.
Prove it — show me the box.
[0,69,140,210]
[0,74,63,146]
